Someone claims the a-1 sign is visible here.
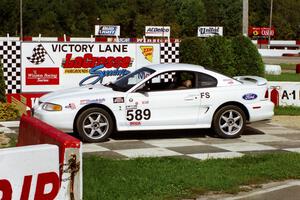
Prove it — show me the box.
[95,25,120,37]
[268,82,300,106]
[198,26,223,37]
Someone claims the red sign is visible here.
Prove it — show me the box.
[249,27,275,37]
[0,172,60,200]
[26,68,59,85]
[63,54,131,69]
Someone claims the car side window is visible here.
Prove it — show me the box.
[196,72,218,88]
[144,71,196,92]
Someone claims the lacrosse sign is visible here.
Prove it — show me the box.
[21,42,160,92]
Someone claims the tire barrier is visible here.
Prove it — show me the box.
[17,115,82,200]
[264,64,281,75]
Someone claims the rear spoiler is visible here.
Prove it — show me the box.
[233,76,267,86]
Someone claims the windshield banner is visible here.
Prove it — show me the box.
[21,42,160,92]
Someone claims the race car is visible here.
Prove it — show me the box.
[33,63,274,143]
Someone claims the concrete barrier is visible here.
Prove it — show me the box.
[259,49,300,57]
[17,115,82,200]
[0,144,60,200]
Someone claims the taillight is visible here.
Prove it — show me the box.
[265,89,269,99]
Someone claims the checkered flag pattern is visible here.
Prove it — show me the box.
[160,72,176,83]
[27,44,48,65]
[0,41,21,94]
[160,43,180,63]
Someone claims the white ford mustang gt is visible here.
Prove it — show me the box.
[33,63,274,142]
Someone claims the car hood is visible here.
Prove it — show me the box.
[40,84,114,102]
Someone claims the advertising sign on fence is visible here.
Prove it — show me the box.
[21,42,160,92]
[145,26,171,37]
[197,26,223,37]
[249,27,275,37]
[95,25,120,37]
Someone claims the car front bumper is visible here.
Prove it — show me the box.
[33,106,75,132]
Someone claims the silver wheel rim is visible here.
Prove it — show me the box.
[82,112,109,140]
[219,109,243,136]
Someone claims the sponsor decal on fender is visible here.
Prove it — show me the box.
[142,100,149,104]
[129,121,141,126]
[113,97,124,103]
[80,98,105,105]
[26,68,59,85]
[65,103,76,109]
[140,46,153,62]
[243,93,257,100]
[126,105,138,110]
[223,79,234,84]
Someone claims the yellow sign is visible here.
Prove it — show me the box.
[140,46,153,62]
[64,69,89,73]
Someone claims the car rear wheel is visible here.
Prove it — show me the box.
[213,105,246,138]
[76,107,113,142]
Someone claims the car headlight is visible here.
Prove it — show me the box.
[42,103,62,111]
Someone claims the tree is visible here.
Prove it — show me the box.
[180,36,263,77]
[177,0,206,36]
[203,0,242,36]
[231,36,264,76]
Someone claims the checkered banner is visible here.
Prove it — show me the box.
[160,43,180,63]
[0,41,21,94]
[27,44,54,65]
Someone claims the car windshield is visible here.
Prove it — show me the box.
[106,67,155,92]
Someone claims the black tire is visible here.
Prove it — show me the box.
[76,107,113,143]
[212,105,246,138]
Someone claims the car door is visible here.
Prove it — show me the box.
[125,71,201,128]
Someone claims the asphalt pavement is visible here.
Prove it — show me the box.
[1,119,300,200]
[262,56,300,64]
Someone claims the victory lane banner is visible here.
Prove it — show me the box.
[21,42,160,92]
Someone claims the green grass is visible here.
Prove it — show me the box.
[83,153,300,200]
[265,72,300,82]
[280,63,296,70]
[275,106,300,116]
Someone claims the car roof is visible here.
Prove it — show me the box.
[145,63,205,73]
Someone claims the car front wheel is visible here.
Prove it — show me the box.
[213,105,246,138]
[76,107,113,143]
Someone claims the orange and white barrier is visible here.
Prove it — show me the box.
[0,144,60,199]
[16,115,82,200]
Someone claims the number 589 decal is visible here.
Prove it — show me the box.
[126,109,151,121]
